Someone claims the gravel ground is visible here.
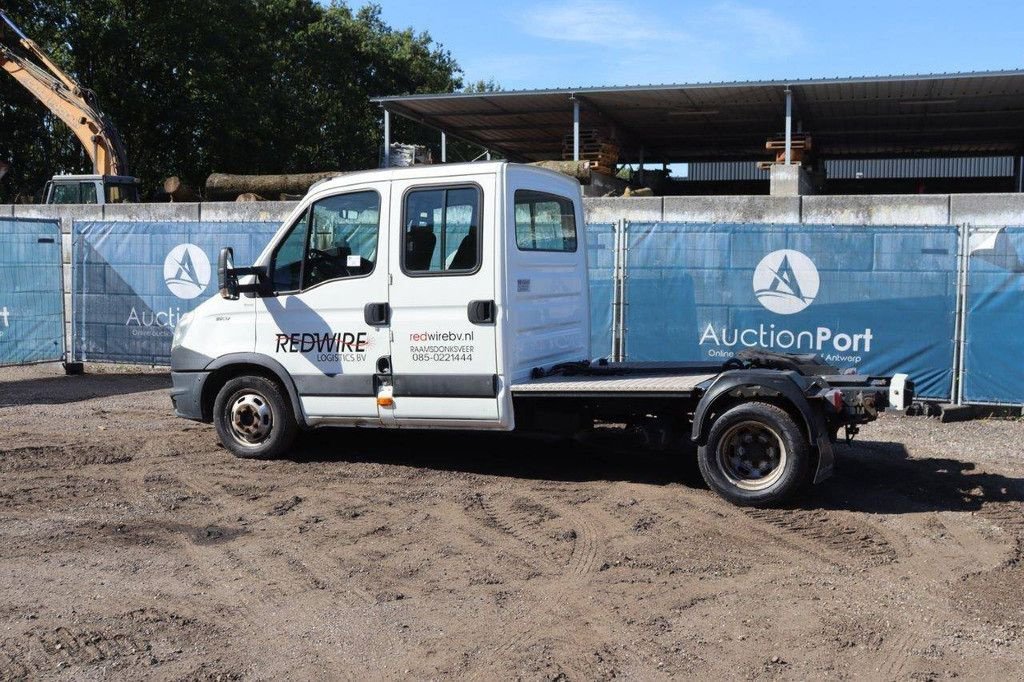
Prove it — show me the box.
[1,363,1023,680]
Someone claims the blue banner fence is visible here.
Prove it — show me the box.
[0,218,64,366]
[72,221,279,365]
[960,226,1024,405]
[39,218,1023,405]
[621,222,960,400]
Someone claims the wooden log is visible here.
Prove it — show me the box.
[527,160,593,183]
[205,171,346,199]
[162,176,197,202]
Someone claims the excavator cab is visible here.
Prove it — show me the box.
[43,175,140,205]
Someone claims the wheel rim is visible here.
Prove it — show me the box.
[228,392,273,446]
[715,420,788,492]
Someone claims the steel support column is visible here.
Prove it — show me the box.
[784,87,793,165]
[572,97,580,161]
[383,109,391,168]
[441,131,447,163]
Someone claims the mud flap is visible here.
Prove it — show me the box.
[813,434,835,484]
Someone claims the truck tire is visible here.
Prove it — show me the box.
[213,375,297,459]
[697,402,810,507]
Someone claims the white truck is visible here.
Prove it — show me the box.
[170,162,911,506]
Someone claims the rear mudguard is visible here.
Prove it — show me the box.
[691,370,834,484]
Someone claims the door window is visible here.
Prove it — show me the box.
[49,183,80,204]
[80,182,98,204]
[403,186,481,274]
[269,190,381,293]
[514,190,577,252]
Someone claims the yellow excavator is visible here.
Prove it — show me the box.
[1,9,138,203]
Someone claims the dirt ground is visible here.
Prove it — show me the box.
[1,363,1023,681]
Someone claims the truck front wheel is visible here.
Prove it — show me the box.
[213,376,297,459]
[698,402,810,507]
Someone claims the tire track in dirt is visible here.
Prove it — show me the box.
[466,488,612,680]
[742,508,897,567]
[3,607,221,679]
[0,444,133,472]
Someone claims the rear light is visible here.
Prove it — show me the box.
[826,389,845,412]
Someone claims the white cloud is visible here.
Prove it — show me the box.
[517,0,686,45]
[513,0,807,84]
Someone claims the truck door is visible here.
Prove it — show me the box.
[254,185,391,424]
[387,175,509,427]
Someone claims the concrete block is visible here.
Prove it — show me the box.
[801,195,949,226]
[583,197,663,224]
[663,196,800,224]
[62,233,72,264]
[12,204,103,233]
[103,202,200,221]
[200,201,299,223]
[949,194,1024,227]
[769,164,815,196]
[0,204,13,217]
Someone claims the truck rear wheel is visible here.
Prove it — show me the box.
[698,402,810,507]
[213,376,297,459]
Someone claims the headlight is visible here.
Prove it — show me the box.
[172,311,195,348]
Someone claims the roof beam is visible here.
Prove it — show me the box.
[380,104,528,162]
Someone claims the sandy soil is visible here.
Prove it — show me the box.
[1,363,1023,680]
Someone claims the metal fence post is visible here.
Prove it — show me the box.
[954,223,972,405]
[610,219,626,360]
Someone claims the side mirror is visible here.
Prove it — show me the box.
[218,247,239,300]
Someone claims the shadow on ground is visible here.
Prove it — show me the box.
[285,429,1024,516]
[807,440,1024,515]
[0,373,170,407]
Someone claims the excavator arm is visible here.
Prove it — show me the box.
[1,10,128,176]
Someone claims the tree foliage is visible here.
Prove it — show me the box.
[0,1,464,200]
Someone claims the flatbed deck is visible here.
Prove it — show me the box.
[511,365,719,397]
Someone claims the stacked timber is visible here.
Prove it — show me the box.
[561,129,618,175]
[205,171,346,200]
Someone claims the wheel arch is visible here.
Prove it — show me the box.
[201,353,305,425]
[692,373,825,448]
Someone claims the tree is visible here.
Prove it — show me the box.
[0,1,465,201]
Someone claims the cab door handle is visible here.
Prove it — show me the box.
[468,299,496,324]
[364,302,390,326]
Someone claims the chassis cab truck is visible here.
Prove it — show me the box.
[170,162,910,506]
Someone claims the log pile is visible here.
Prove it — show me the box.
[205,171,346,200]
[527,160,595,182]
[562,129,618,176]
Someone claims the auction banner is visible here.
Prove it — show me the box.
[624,222,959,400]
[0,218,63,366]
[73,221,279,365]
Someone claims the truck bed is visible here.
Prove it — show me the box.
[511,362,721,397]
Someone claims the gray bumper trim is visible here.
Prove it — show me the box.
[171,371,211,421]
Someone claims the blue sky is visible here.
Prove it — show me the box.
[372,0,1024,90]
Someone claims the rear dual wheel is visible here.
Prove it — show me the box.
[213,376,297,459]
[697,402,810,506]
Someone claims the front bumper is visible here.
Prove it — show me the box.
[170,371,211,421]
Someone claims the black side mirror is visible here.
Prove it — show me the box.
[218,247,238,300]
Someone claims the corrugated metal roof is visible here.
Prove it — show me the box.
[374,70,1024,164]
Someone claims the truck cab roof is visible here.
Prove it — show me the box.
[308,162,576,197]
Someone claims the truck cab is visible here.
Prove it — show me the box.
[171,162,910,507]
[44,174,140,205]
